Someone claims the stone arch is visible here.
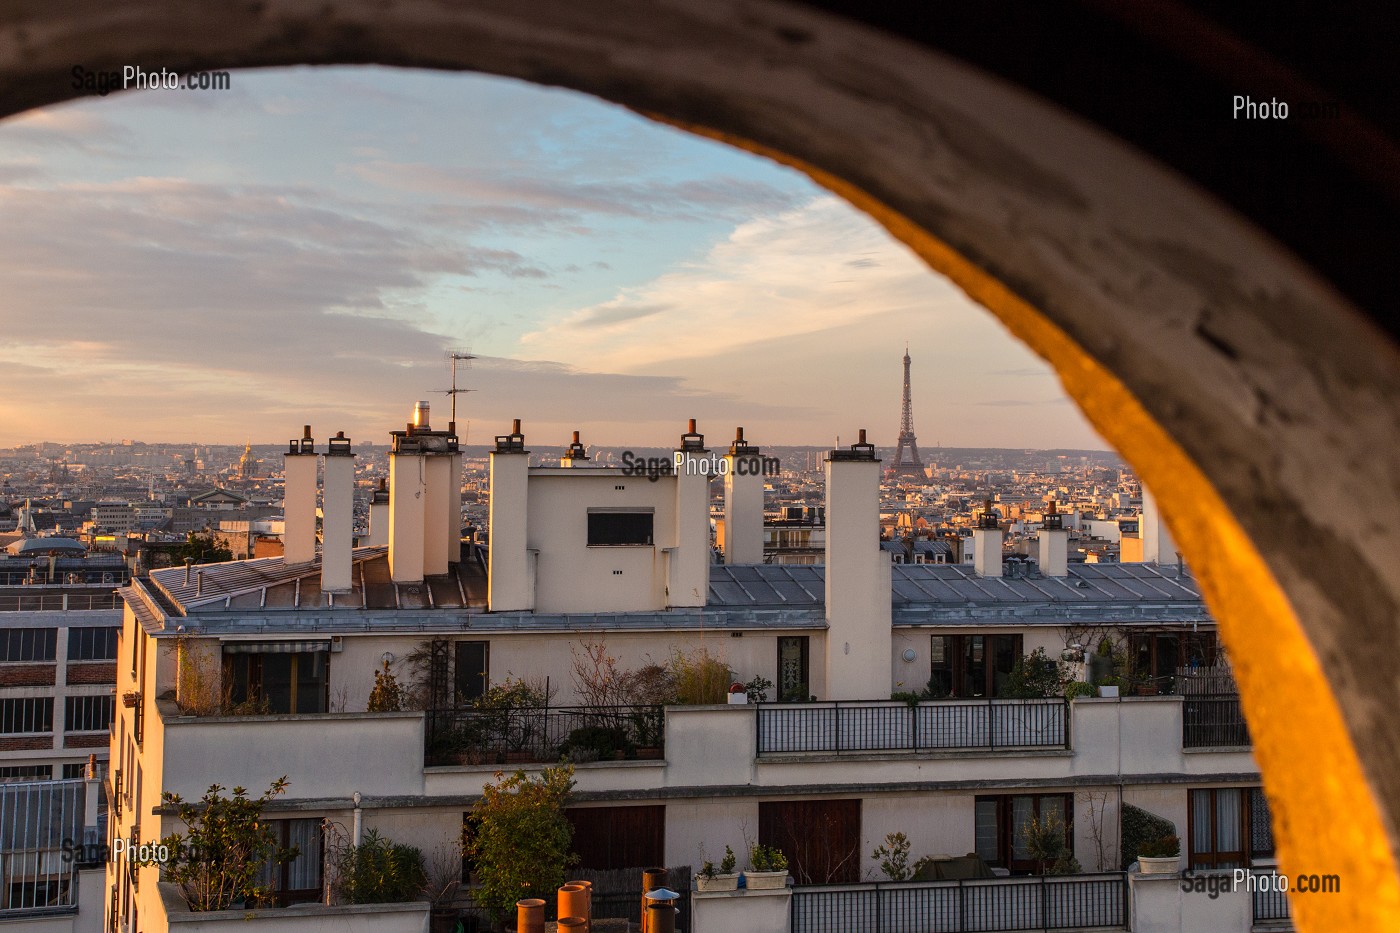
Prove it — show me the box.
[3,4,1397,928]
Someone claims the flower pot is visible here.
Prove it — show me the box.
[696,873,739,892]
[635,746,663,760]
[1097,685,1119,698]
[743,870,789,890]
[1138,855,1181,875]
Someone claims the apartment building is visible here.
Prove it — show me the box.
[105,411,1271,933]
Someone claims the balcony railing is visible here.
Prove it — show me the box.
[757,699,1069,757]
[0,593,122,612]
[790,872,1127,933]
[1251,873,1292,924]
[425,704,665,766]
[1182,695,1250,748]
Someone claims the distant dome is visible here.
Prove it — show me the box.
[6,537,87,556]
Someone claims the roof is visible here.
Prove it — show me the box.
[5,536,87,555]
[146,544,487,614]
[708,561,1210,625]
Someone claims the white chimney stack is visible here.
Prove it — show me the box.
[487,419,531,610]
[388,415,427,583]
[321,432,355,593]
[972,499,1003,578]
[722,427,765,565]
[283,425,317,565]
[824,430,892,700]
[1140,486,1179,565]
[1037,501,1068,577]
[367,479,389,547]
[424,453,453,576]
[670,419,710,607]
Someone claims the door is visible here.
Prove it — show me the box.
[567,805,665,870]
[759,799,861,883]
[777,636,810,702]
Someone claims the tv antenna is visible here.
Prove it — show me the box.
[432,348,477,426]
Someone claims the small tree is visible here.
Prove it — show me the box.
[171,533,233,565]
[1019,810,1080,875]
[367,660,404,712]
[872,831,912,881]
[465,765,577,924]
[152,777,297,911]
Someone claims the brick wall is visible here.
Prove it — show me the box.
[66,662,117,685]
[0,735,52,751]
[0,664,56,687]
[64,733,108,749]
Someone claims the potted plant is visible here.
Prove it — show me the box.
[744,843,790,889]
[696,846,739,892]
[1137,835,1182,874]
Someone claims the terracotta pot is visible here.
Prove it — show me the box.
[1138,855,1181,875]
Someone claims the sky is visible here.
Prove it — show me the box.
[0,66,1108,451]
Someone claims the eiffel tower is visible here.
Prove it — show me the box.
[892,346,927,481]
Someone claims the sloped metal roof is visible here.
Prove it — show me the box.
[147,545,488,614]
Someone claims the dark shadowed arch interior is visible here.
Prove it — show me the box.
[3,3,1398,929]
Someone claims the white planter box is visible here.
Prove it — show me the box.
[1098,685,1120,698]
[744,870,789,890]
[727,693,749,705]
[696,873,739,892]
[1138,855,1181,875]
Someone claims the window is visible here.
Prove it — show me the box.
[1130,631,1217,688]
[1189,787,1274,869]
[223,649,329,714]
[67,627,119,661]
[566,805,665,870]
[65,695,114,732]
[929,634,1023,698]
[62,760,107,779]
[257,818,323,906]
[0,628,57,662]
[0,764,52,782]
[777,636,810,702]
[975,793,1073,873]
[586,510,654,546]
[455,641,489,704]
[0,698,53,733]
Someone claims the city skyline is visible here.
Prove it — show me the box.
[0,67,1108,450]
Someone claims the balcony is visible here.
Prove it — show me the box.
[1182,695,1250,748]
[790,872,1127,933]
[756,699,1069,757]
[424,704,665,767]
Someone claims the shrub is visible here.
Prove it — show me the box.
[1139,835,1181,858]
[1121,804,1177,869]
[1001,648,1067,698]
[149,778,297,911]
[745,676,774,703]
[561,725,630,759]
[872,832,912,881]
[671,648,732,704]
[465,765,577,922]
[333,829,427,904]
[1064,681,1097,700]
[367,661,404,712]
[748,843,788,872]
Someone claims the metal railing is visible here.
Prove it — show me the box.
[425,704,665,766]
[0,593,122,612]
[757,699,1069,756]
[1251,874,1292,924]
[0,780,84,917]
[1182,695,1250,748]
[791,873,1127,933]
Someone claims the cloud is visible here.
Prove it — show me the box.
[520,196,943,370]
[563,303,672,329]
